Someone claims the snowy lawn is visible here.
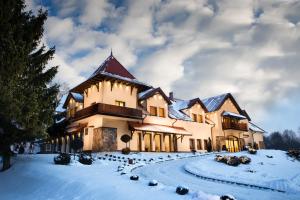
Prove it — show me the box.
[185,150,300,194]
[0,152,219,200]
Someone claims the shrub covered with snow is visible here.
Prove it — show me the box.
[130,175,139,181]
[248,148,257,154]
[54,153,71,165]
[239,156,251,164]
[220,195,236,200]
[148,180,158,186]
[215,155,227,163]
[176,186,189,195]
[78,153,93,165]
[226,156,240,166]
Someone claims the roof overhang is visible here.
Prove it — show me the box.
[222,111,247,120]
[71,72,151,93]
[128,122,192,136]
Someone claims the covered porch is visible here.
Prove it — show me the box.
[128,122,192,152]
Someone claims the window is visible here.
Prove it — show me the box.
[198,115,203,123]
[192,113,197,122]
[189,139,195,150]
[150,106,157,116]
[158,108,165,117]
[115,100,125,107]
[197,139,202,150]
[204,139,208,150]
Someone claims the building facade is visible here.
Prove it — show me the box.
[43,53,265,153]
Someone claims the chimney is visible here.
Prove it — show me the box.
[169,92,174,101]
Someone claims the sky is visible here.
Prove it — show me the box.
[26,0,300,134]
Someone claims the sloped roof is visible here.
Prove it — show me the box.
[90,54,135,79]
[249,122,266,133]
[138,87,172,105]
[202,93,228,112]
[62,92,83,108]
[201,93,251,120]
[71,54,151,93]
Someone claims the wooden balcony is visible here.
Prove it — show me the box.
[222,121,248,131]
[70,103,143,121]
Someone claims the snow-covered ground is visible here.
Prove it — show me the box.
[185,150,300,194]
[134,150,300,200]
[0,152,218,200]
[0,150,299,200]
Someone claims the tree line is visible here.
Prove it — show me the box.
[264,128,300,150]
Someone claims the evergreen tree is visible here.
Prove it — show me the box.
[0,0,59,171]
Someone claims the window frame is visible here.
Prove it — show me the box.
[149,106,158,116]
[189,138,195,150]
[197,139,202,150]
[158,107,165,117]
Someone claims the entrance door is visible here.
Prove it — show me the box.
[225,136,239,152]
[144,134,152,152]
[154,134,161,152]
[164,135,170,152]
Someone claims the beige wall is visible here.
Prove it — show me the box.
[83,81,138,108]
[206,98,249,150]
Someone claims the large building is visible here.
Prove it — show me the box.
[44,53,265,153]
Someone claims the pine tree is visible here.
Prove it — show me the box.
[0,0,59,171]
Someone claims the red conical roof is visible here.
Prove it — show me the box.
[90,54,136,79]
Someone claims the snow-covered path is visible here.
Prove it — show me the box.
[134,154,300,200]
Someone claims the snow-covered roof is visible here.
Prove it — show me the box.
[138,87,172,104]
[56,94,67,112]
[222,111,247,120]
[168,100,193,121]
[201,93,228,112]
[70,92,83,103]
[138,88,156,99]
[249,122,266,133]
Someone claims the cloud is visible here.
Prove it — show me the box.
[25,0,300,132]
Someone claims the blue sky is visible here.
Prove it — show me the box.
[26,0,300,134]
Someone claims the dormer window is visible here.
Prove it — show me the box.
[150,106,157,116]
[159,108,165,117]
[192,114,197,122]
[115,100,125,107]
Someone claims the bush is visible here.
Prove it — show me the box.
[248,148,257,154]
[287,150,300,159]
[54,153,71,165]
[176,186,189,195]
[220,195,236,200]
[215,155,228,163]
[148,180,158,186]
[121,147,130,155]
[239,156,251,164]
[226,156,240,166]
[79,153,93,165]
[130,175,139,181]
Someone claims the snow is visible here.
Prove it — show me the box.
[55,94,67,112]
[1,150,298,200]
[249,122,265,133]
[135,150,300,200]
[202,93,228,112]
[184,150,300,196]
[222,111,246,119]
[0,152,218,200]
[71,92,83,102]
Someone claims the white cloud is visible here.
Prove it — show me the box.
[25,0,300,131]
[79,0,110,28]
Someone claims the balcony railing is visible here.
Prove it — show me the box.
[222,121,248,131]
[71,103,143,121]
